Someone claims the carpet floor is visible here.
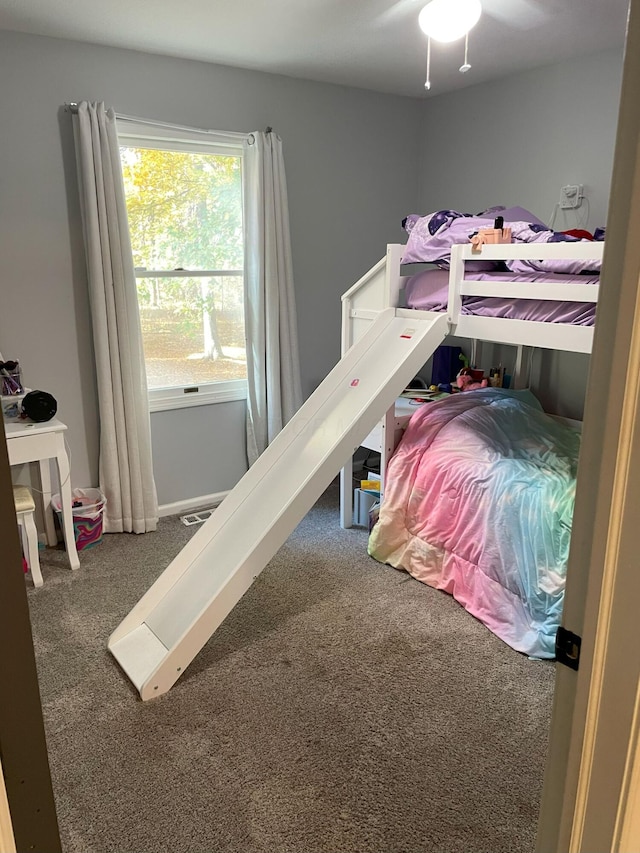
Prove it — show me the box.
[28,483,555,853]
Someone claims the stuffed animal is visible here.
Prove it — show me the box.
[456,368,488,392]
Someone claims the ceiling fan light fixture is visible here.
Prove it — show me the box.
[459,31,472,72]
[418,0,482,43]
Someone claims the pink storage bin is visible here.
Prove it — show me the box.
[51,488,106,551]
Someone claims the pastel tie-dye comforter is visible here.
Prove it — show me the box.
[368,389,580,658]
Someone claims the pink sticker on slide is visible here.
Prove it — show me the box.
[350,379,359,387]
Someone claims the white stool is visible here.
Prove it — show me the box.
[13,485,43,588]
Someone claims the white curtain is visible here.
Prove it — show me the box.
[243,130,303,465]
[73,101,158,533]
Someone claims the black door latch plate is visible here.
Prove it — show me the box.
[555,626,581,671]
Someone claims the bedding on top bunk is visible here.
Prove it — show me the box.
[368,388,580,659]
[404,267,598,325]
[402,206,604,274]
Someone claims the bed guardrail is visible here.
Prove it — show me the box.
[341,241,604,356]
[447,242,603,326]
[341,244,404,355]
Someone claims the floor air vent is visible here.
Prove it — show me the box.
[180,508,215,526]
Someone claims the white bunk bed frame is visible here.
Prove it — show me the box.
[109,238,603,700]
[339,240,603,527]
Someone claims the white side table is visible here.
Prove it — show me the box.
[5,418,80,570]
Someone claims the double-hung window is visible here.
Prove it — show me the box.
[118,121,246,412]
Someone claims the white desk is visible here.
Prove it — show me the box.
[5,417,80,570]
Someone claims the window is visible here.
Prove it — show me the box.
[118,121,247,411]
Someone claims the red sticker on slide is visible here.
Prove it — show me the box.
[350,379,359,387]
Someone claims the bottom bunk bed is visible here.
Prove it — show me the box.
[367,387,580,658]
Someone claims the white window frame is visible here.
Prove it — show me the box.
[117,119,248,412]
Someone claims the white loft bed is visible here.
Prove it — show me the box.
[109,237,603,699]
[339,240,603,527]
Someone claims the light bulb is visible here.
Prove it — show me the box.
[418,0,482,43]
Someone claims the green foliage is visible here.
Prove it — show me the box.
[120,146,243,271]
[121,145,245,367]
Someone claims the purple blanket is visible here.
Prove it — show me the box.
[402,207,604,275]
[404,268,598,326]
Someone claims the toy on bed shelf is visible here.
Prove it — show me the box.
[488,366,505,388]
[470,215,513,253]
[456,367,488,391]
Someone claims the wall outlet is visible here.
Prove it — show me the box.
[560,184,584,210]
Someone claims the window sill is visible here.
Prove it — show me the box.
[149,380,247,413]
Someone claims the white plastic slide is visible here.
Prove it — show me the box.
[108,308,448,699]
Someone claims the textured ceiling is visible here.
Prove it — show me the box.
[0,0,629,97]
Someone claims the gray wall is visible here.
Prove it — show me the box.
[417,48,624,419]
[0,32,421,505]
[0,32,624,506]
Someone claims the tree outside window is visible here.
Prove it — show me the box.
[120,144,246,393]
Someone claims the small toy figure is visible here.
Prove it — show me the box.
[470,216,513,253]
[456,368,488,391]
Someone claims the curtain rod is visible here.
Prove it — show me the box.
[65,103,272,141]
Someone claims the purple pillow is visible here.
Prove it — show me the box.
[438,206,546,271]
[401,205,549,268]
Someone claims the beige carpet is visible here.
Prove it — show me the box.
[28,483,555,853]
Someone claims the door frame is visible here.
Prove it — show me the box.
[537,0,640,848]
[0,418,61,853]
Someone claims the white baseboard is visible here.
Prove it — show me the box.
[158,490,229,518]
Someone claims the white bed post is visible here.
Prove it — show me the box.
[512,345,533,390]
[339,460,355,528]
[379,243,407,498]
[384,244,405,307]
[470,339,483,370]
[340,244,406,528]
[340,290,355,527]
[447,246,464,327]
[378,407,396,501]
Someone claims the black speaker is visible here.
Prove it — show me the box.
[21,390,57,423]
